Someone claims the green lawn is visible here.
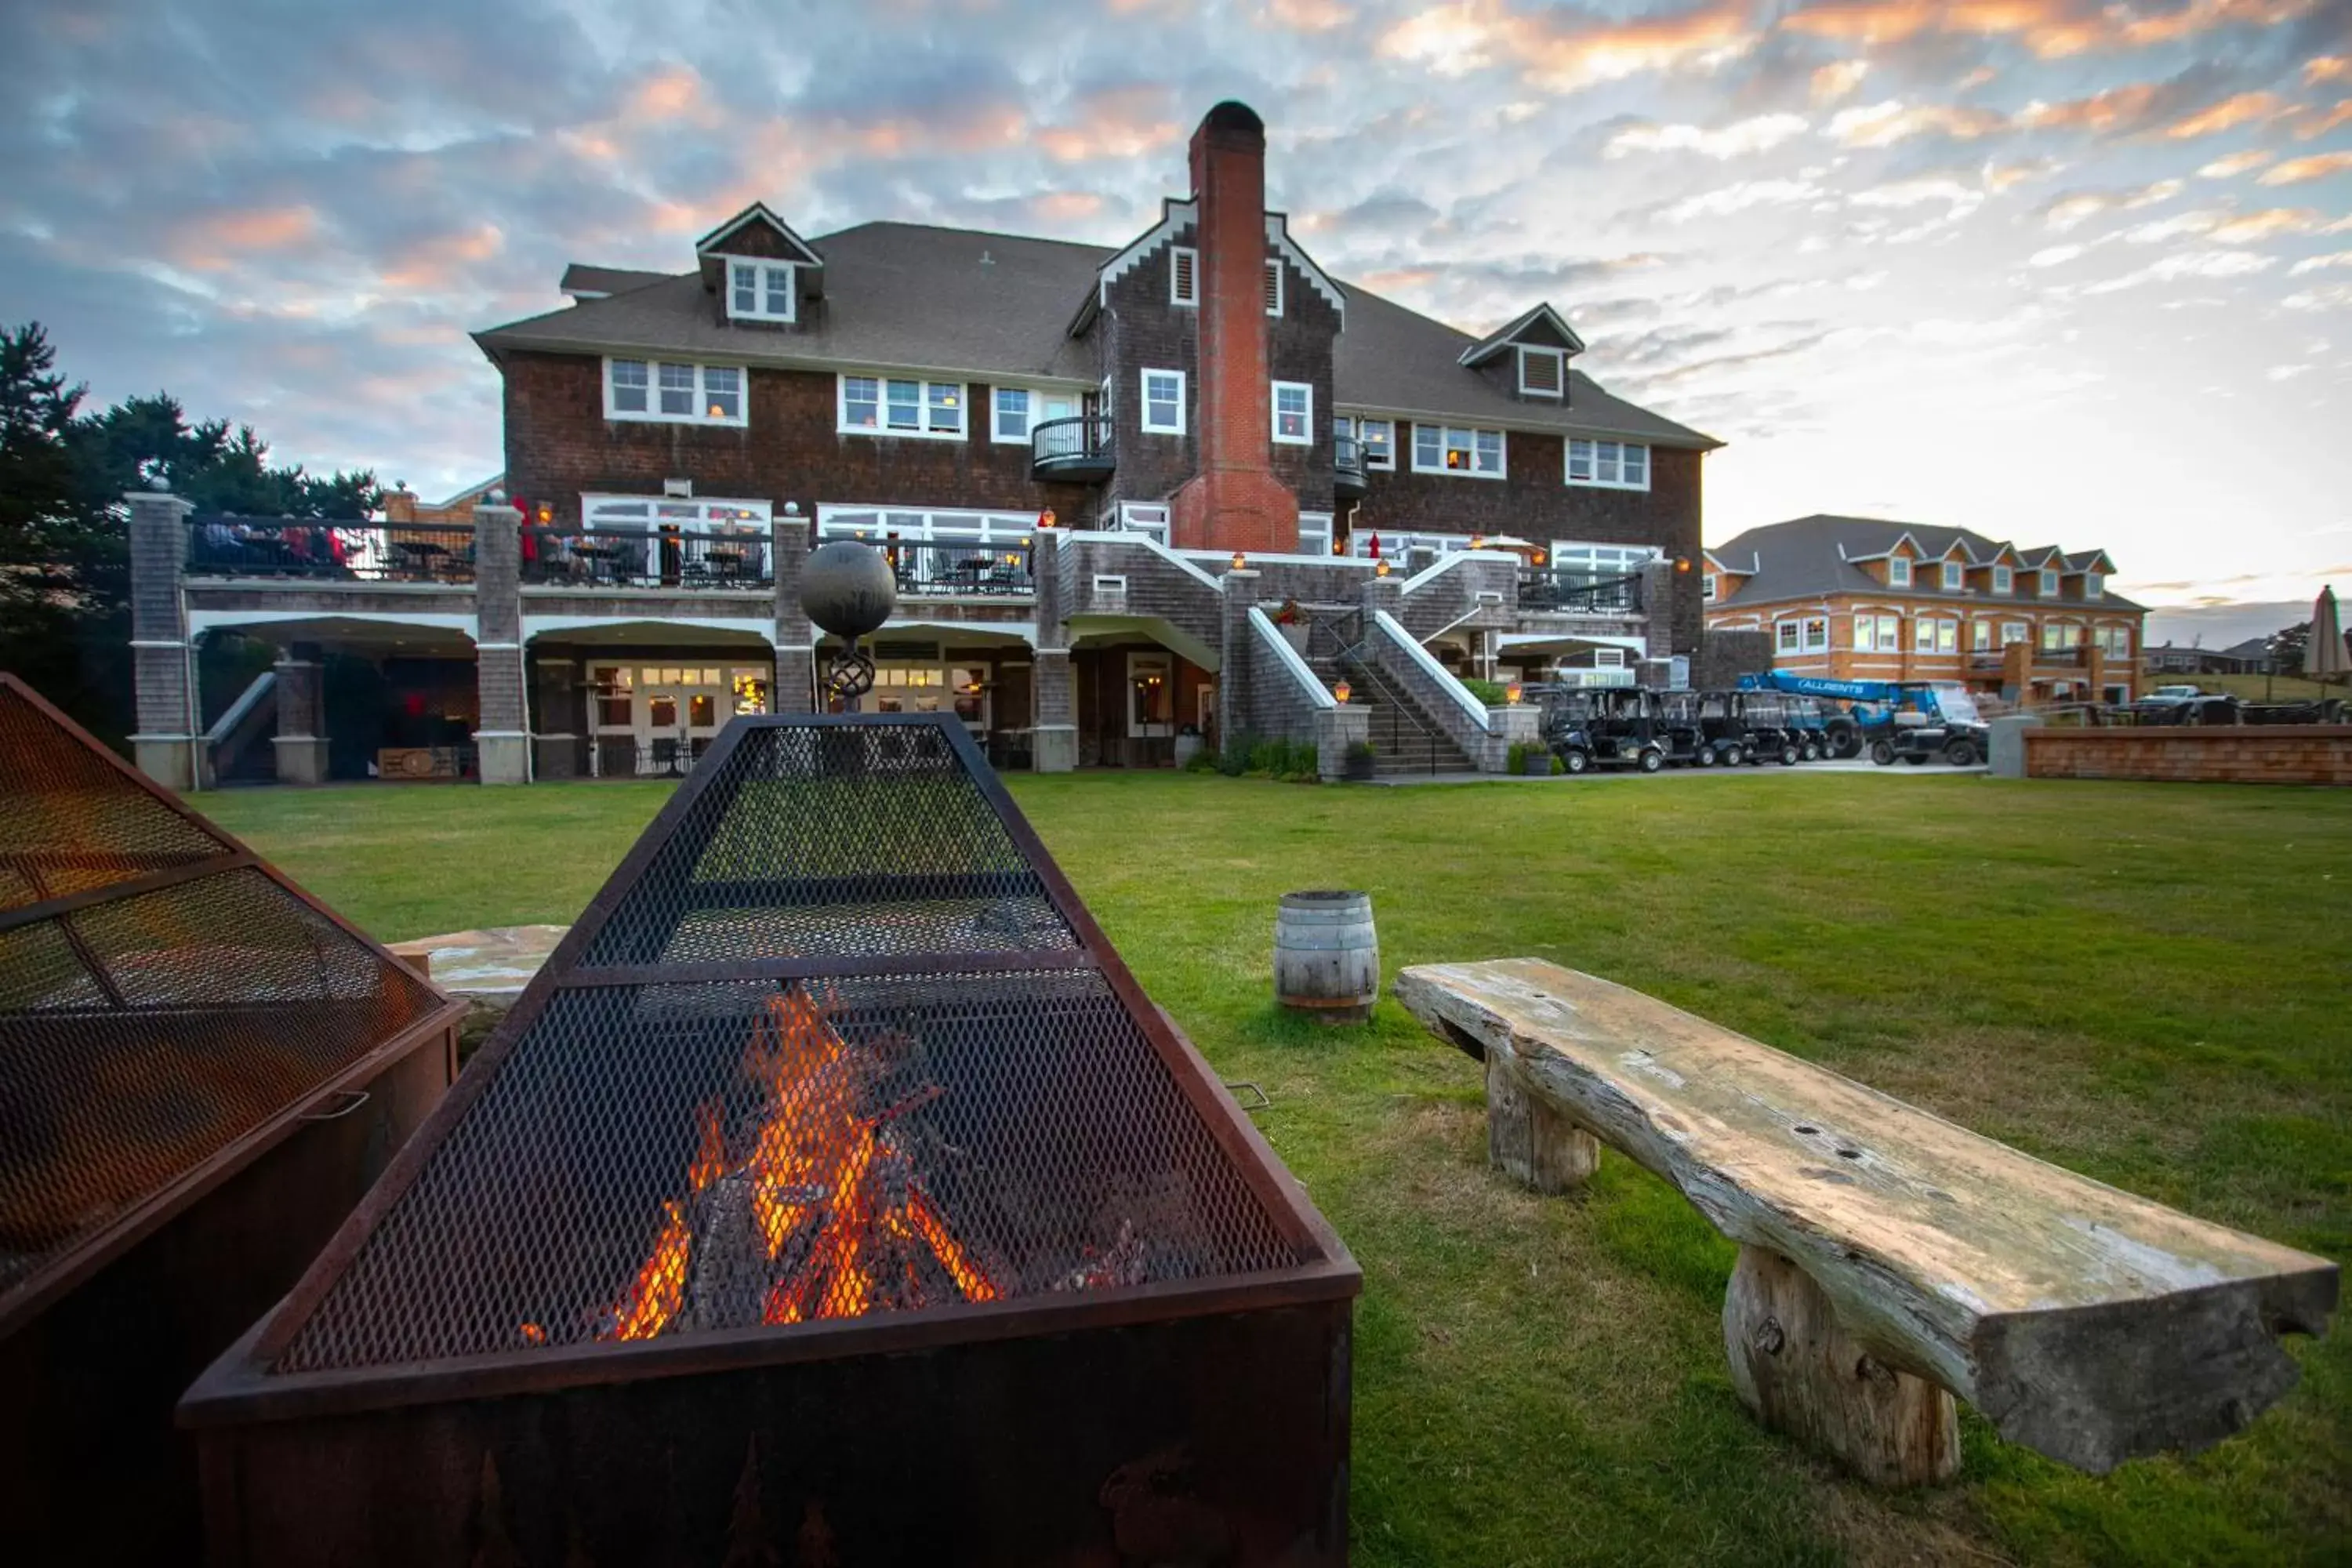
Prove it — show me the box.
[199,771,2352,1566]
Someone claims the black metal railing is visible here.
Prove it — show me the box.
[186,517,474,583]
[1306,608,1441,775]
[1030,415,1115,476]
[1517,570,1642,615]
[1334,433,1368,496]
[593,735,711,778]
[879,540,1035,598]
[522,528,774,589]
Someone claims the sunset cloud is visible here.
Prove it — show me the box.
[2198,149,2274,178]
[1810,60,1871,105]
[1377,0,1757,93]
[1826,99,2005,147]
[2159,90,2290,139]
[2259,151,2352,185]
[168,205,320,270]
[1607,113,1809,158]
[2018,83,2161,134]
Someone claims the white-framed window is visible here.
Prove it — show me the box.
[1702,574,1718,603]
[1936,619,1958,652]
[1141,368,1185,435]
[1518,346,1566,397]
[1855,613,1901,652]
[1888,556,1912,587]
[1171,246,1199,307]
[1941,560,1964,591]
[993,387,1031,443]
[1338,416,1395,469]
[2041,621,2084,650]
[604,358,748,426]
[1117,501,1170,544]
[2085,572,2104,599]
[1298,511,1334,557]
[1564,438,1649,490]
[1272,381,1312,445]
[837,376,965,438]
[1264,258,1283,317]
[2039,568,2060,596]
[1128,650,1174,738]
[1973,620,1994,651]
[1914,618,1936,652]
[1803,616,1828,652]
[1777,620,1802,654]
[1550,541,1661,580]
[1413,423,1505,477]
[1993,564,2014,593]
[2002,620,2028,646]
[726,260,794,323]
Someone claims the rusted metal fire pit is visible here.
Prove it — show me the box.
[0,674,462,1564]
[183,714,1360,1566]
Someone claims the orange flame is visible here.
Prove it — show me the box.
[600,987,997,1342]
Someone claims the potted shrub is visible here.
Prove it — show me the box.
[1344,739,1377,782]
[1522,743,1553,776]
[1274,597,1311,653]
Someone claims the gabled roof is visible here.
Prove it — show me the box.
[1458,303,1586,366]
[560,265,669,300]
[695,202,825,267]
[477,220,1719,449]
[1706,515,2143,610]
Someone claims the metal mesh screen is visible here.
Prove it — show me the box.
[268,716,1305,1374]
[0,684,231,911]
[278,968,1296,1370]
[0,680,442,1313]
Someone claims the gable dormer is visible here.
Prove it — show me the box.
[1930,539,1972,593]
[695,203,826,328]
[1458,303,1586,403]
[1973,542,2023,595]
[1703,549,1755,606]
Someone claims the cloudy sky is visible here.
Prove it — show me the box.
[4,0,2347,641]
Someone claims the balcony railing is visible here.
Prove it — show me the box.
[1030,415,1115,481]
[522,527,774,589]
[1517,571,1642,615]
[884,540,1035,598]
[1334,433,1369,501]
[186,516,474,583]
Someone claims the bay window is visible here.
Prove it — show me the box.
[604,358,747,426]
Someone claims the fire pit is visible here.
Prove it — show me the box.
[0,675,462,1564]
[183,714,1360,1566]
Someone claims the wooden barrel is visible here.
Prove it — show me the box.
[1274,891,1378,1024]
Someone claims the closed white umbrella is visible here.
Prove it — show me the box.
[2307,585,2347,688]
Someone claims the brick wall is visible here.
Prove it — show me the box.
[500,350,1096,527]
[2025,727,2352,785]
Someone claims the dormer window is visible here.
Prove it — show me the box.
[1993,564,2014,593]
[2085,571,2104,598]
[1888,557,1912,587]
[2040,568,2060,597]
[1518,346,1565,397]
[1941,560,1963,591]
[727,260,794,323]
[1265,259,1283,317]
[1171,247,1198,307]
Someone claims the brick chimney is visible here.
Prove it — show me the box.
[1168,101,1299,555]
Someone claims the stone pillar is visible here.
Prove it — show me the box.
[1989,713,2043,779]
[1486,702,1541,774]
[270,641,331,785]
[1217,566,1261,752]
[532,656,583,779]
[470,497,530,784]
[1357,572,1402,624]
[2002,640,2031,703]
[1638,559,1679,659]
[127,488,201,791]
[1032,532,1076,772]
[1315,702,1369,782]
[771,503,816,713]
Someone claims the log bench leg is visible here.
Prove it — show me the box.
[1486,1051,1600,1194]
[1722,1245,1962,1488]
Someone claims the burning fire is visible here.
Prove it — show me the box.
[598,987,997,1343]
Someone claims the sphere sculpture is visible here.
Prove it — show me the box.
[803,540,897,702]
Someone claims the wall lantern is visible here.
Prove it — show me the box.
[1374,559,1391,579]
[1531,549,1546,568]
[1038,508,1058,529]
[1231,551,1247,571]
[1470,534,1486,551]
[1506,681,1524,706]
[1333,680,1352,705]
[1675,557,1693,573]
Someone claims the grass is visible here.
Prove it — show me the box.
[198,771,2352,1566]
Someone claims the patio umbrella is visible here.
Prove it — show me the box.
[1368,532,1381,560]
[2307,584,2347,691]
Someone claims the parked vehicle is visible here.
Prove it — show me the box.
[1652,691,1734,767]
[1730,691,1802,765]
[1540,688,1666,774]
[1736,673,1987,766]
[1693,691,1754,768]
[1780,695,1834,760]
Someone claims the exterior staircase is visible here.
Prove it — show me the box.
[1303,650,1475,777]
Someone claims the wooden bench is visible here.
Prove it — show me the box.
[1394,958,2338,1486]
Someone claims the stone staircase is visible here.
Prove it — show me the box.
[1305,652,1476,777]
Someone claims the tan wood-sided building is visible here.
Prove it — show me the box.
[1703,514,2148,704]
